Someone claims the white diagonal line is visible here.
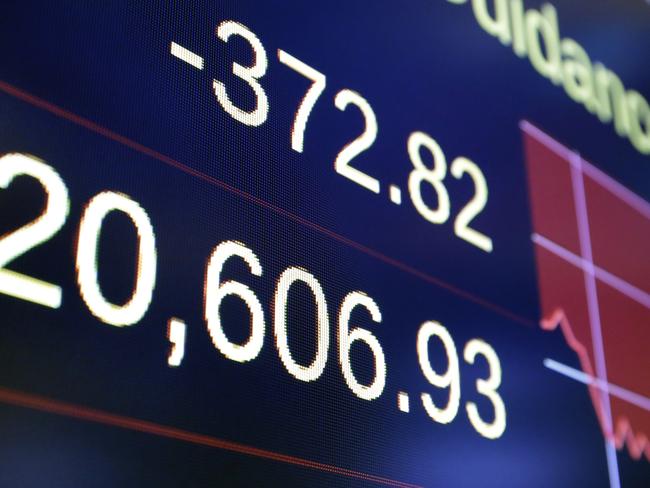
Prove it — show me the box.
[532,233,650,310]
[581,162,650,220]
[520,120,574,160]
[521,120,650,220]
[170,42,204,70]
[544,358,650,412]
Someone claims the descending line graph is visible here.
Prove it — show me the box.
[522,121,650,486]
[541,310,649,460]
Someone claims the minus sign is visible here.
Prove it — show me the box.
[170,42,204,70]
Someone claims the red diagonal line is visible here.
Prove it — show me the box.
[0,79,534,328]
[541,309,650,462]
[0,386,422,488]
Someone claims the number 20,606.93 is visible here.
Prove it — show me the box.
[0,152,505,439]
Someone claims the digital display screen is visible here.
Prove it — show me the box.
[1,1,649,486]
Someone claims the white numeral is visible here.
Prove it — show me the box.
[213,21,269,126]
[0,154,69,308]
[205,241,265,362]
[334,89,380,193]
[278,50,326,153]
[450,157,493,252]
[407,132,450,224]
[464,339,506,439]
[274,267,329,382]
[417,321,460,424]
[76,191,157,326]
[338,291,386,401]
[407,132,492,251]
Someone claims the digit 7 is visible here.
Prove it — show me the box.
[278,49,327,153]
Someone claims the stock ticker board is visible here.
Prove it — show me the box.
[0,1,649,487]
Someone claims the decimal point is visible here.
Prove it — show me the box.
[397,391,410,413]
[389,185,402,205]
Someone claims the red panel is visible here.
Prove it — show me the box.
[523,122,650,462]
[598,282,650,398]
[586,175,650,295]
[534,246,595,368]
[523,130,581,255]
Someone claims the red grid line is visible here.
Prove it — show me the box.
[0,79,534,328]
[0,386,423,488]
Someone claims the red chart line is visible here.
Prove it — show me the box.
[540,310,650,462]
[523,121,650,464]
[0,386,423,488]
[0,79,534,328]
